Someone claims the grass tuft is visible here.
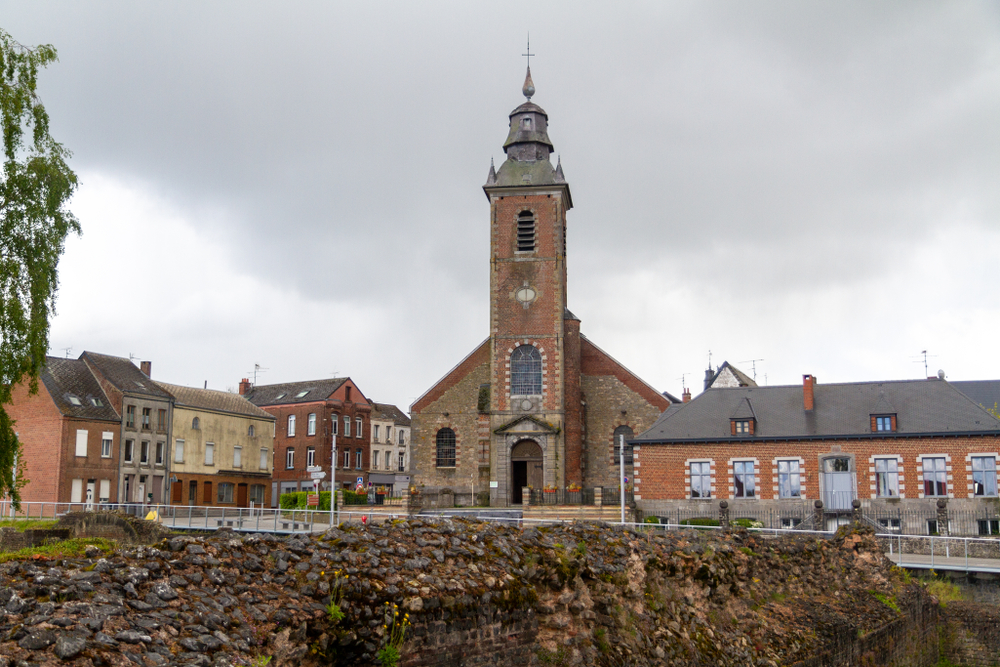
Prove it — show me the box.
[0,537,116,563]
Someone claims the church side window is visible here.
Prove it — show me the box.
[516,211,535,252]
[510,345,542,396]
[613,425,634,466]
[436,428,456,468]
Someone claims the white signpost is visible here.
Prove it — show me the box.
[310,471,327,479]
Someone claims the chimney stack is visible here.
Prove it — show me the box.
[682,388,691,403]
[140,361,151,378]
[803,374,816,411]
[238,378,252,395]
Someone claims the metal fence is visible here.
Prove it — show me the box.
[863,507,1000,537]
[528,488,596,506]
[600,487,635,506]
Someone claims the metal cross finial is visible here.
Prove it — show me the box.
[523,34,534,68]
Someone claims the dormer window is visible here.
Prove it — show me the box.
[873,415,896,432]
[731,419,755,436]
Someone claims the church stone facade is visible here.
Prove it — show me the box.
[410,69,670,506]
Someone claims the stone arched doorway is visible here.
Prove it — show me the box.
[510,439,543,504]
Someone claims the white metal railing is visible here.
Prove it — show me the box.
[880,532,1000,572]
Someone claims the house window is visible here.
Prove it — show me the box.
[192,417,200,430]
[690,462,712,499]
[155,441,164,465]
[286,448,294,469]
[204,443,215,466]
[778,460,801,498]
[248,425,255,437]
[372,450,379,469]
[308,413,316,436]
[734,461,756,498]
[978,519,1000,536]
[613,425,634,466]
[332,416,338,435]
[385,452,392,471]
[126,405,136,428]
[234,446,243,468]
[157,409,167,431]
[387,426,392,442]
[140,441,149,465]
[259,448,268,470]
[923,457,947,497]
[510,345,542,395]
[927,519,939,535]
[356,417,362,438]
[374,425,380,442]
[343,449,351,468]
[436,428,456,467]
[306,447,315,468]
[249,484,265,504]
[734,420,751,435]
[780,517,802,529]
[75,430,88,457]
[142,408,151,430]
[287,414,296,436]
[101,432,113,458]
[174,440,184,463]
[218,483,234,504]
[355,449,363,469]
[972,456,998,496]
[124,439,134,463]
[878,518,901,532]
[875,458,900,497]
[343,416,351,438]
[516,210,535,252]
[399,430,405,446]
[99,479,110,502]
[399,452,405,472]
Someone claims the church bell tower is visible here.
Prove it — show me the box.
[483,67,580,505]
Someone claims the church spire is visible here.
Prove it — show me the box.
[522,66,535,101]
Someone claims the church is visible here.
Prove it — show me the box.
[409,67,671,506]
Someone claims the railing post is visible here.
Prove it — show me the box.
[594,487,602,508]
[852,498,862,524]
[522,488,530,511]
[719,500,730,533]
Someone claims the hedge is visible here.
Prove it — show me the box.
[278,491,334,511]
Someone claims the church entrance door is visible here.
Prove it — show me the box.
[510,440,543,504]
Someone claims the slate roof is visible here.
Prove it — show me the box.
[634,378,1000,443]
[39,357,120,421]
[371,403,411,427]
[952,381,1000,414]
[705,361,757,390]
[243,378,349,407]
[80,351,171,399]
[155,382,275,420]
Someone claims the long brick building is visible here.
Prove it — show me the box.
[410,68,671,506]
[632,374,1000,531]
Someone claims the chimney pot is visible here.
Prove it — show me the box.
[140,361,151,378]
[803,374,815,411]
[238,378,252,395]
[682,388,692,403]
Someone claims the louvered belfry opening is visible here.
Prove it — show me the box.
[517,211,535,251]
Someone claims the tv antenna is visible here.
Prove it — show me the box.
[247,363,268,385]
[677,372,688,390]
[739,358,765,382]
[63,347,72,359]
[129,353,139,362]
[911,350,938,378]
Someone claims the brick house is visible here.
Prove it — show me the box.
[156,382,275,508]
[410,69,671,506]
[369,403,411,494]
[240,377,371,504]
[80,352,174,504]
[632,374,1000,531]
[7,357,122,505]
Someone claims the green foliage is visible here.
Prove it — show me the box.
[733,518,764,528]
[0,518,57,531]
[0,537,115,563]
[375,601,409,667]
[278,491,333,511]
[643,516,660,524]
[921,577,963,607]
[342,489,369,506]
[871,591,900,613]
[679,518,720,527]
[324,569,348,625]
[0,28,79,509]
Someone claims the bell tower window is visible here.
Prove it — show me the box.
[510,345,542,395]
[517,211,535,252]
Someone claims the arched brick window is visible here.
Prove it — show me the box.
[516,211,535,252]
[510,345,542,395]
[436,428,456,468]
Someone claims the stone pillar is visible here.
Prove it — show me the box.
[814,500,825,531]
[522,487,531,510]
[936,498,949,536]
[594,487,603,508]
[852,498,862,524]
[406,489,422,516]
[719,500,730,532]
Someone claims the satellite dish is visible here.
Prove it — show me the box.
[937,369,946,380]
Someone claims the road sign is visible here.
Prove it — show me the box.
[307,465,322,472]
[310,471,327,479]
[307,494,319,507]
[356,477,363,486]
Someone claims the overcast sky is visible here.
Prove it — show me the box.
[3,2,999,408]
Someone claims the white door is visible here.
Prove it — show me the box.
[136,483,145,504]
[71,479,83,503]
[85,482,95,511]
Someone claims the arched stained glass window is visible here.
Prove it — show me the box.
[436,428,456,468]
[510,345,542,395]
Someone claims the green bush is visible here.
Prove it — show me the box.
[644,516,660,524]
[733,518,764,528]
[679,518,720,527]
[279,490,334,511]
[343,490,369,506]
